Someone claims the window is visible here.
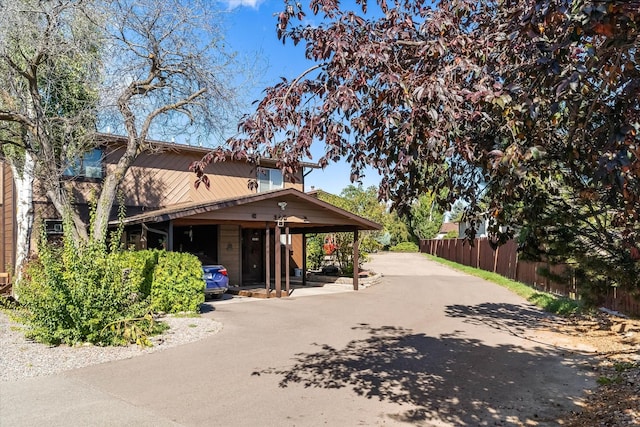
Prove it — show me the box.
[44,219,64,235]
[257,168,283,192]
[63,148,104,179]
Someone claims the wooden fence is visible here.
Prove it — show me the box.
[420,238,640,317]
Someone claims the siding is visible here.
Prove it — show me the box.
[218,224,241,285]
[104,146,304,209]
[290,234,303,270]
[1,161,15,273]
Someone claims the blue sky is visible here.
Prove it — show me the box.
[221,0,381,195]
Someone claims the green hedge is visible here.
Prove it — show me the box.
[113,250,159,298]
[151,251,204,313]
[389,241,419,252]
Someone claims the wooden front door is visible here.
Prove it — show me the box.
[242,229,264,284]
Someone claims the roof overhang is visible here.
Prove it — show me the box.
[111,188,382,233]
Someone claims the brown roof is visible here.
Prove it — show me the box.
[112,188,382,233]
[439,222,459,234]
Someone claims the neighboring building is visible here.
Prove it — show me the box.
[436,222,459,239]
[0,135,381,294]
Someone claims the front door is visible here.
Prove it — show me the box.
[242,229,264,284]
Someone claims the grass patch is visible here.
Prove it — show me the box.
[423,254,583,316]
[597,375,624,386]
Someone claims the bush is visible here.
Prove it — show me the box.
[389,242,419,252]
[306,234,325,270]
[113,250,159,298]
[151,251,204,313]
[15,235,158,346]
[528,292,583,316]
[444,230,459,239]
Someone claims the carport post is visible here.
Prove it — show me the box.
[167,222,174,251]
[285,225,290,296]
[265,225,271,298]
[275,225,282,298]
[353,228,359,291]
[302,234,307,287]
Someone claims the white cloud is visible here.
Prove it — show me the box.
[221,0,265,9]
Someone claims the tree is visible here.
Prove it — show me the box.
[0,0,244,251]
[471,0,640,297]
[410,192,444,240]
[0,0,101,274]
[316,185,385,270]
[447,200,465,224]
[191,0,640,298]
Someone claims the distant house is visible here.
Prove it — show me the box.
[436,222,460,239]
[0,135,381,294]
[458,219,494,239]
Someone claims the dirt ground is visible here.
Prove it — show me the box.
[534,312,640,426]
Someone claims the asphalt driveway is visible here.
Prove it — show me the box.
[1,252,594,426]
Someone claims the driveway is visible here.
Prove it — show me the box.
[1,252,593,426]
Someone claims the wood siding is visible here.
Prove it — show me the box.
[39,144,305,226]
[1,161,15,273]
[101,146,304,209]
[290,234,303,270]
[218,224,241,285]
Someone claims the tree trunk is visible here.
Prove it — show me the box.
[9,152,35,285]
[42,175,89,244]
[91,137,139,242]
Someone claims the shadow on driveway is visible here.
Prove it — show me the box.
[445,302,567,338]
[255,322,591,426]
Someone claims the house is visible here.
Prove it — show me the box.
[0,135,381,296]
[436,222,459,239]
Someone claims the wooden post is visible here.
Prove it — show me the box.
[167,221,174,251]
[285,225,290,296]
[275,224,281,298]
[265,225,270,298]
[302,234,307,287]
[353,228,359,291]
[141,224,148,250]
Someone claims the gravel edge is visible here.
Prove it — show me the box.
[0,310,222,382]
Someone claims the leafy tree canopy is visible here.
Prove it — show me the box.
[191,0,640,295]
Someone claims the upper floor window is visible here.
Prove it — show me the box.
[257,168,283,192]
[63,148,104,179]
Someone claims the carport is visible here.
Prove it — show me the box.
[112,188,382,297]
